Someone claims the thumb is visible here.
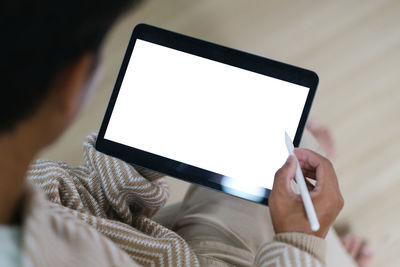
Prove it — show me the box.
[273,155,297,195]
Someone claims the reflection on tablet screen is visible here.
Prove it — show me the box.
[104,39,309,190]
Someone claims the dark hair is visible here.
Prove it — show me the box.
[0,0,139,133]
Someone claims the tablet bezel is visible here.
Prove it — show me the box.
[96,23,318,205]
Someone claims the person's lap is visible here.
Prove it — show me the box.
[154,129,357,266]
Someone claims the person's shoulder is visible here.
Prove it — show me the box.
[22,189,138,267]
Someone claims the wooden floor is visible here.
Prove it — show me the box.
[39,1,400,266]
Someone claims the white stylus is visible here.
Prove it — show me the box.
[284,132,320,232]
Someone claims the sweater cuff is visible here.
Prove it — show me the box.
[274,232,326,264]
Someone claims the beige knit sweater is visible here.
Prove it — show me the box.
[21,133,325,266]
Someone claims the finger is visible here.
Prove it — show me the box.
[294,148,333,186]
[273,155,297,197]
[302,169,317,179]
[349,236,363,258]
[305,181,313,191]
[294,148,327,170]
[357,244,373,267]
[298,160,317,173]
[305,178,315,191]
[340,235,352,252]
[298,160,320,180]
[299,160,324,194]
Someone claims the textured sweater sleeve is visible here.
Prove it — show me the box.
[254,233,325,266]
[28,133,200,266]
[29,133,170,220]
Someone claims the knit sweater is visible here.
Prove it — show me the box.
[21,133,325,266]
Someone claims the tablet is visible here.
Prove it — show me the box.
[96,24,318,205]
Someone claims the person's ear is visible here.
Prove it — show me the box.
[18,53,96,149]
[50,53,95,122]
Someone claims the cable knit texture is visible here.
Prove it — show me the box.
[22,133,325,267]
[274,232,326,264]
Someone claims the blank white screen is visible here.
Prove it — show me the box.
[105,39,309,190]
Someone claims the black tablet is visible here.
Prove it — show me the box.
[96,24,318,205]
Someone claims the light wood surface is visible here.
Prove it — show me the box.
[39,1,400,266]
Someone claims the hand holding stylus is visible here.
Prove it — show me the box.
[285,132,320,232]
[269,145,344,238]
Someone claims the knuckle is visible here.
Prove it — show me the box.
[324,194,344,212]
[274,169,281,178]
[322,199,333,211]
[338,195,345,210]
[274,168,285,180]
[324,158,334,169]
